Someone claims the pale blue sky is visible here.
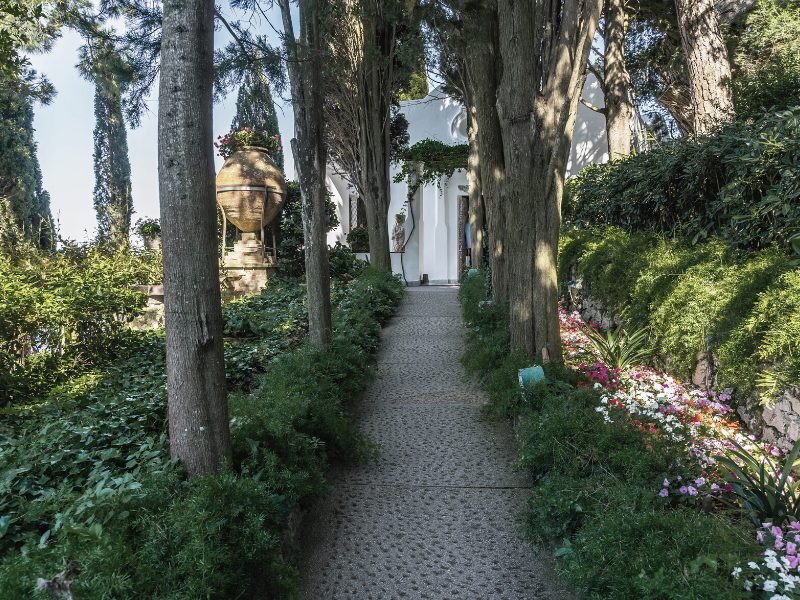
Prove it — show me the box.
[29,24,296,242]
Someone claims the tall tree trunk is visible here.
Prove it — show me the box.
[496,0,537,354]
[354,6,394,272]
[604,0,633,158]
[279,0,332,348]
[359,31,393,272]
[158,0,231,474]
[363,191,390,269]
[462,1,507,302]
[497,0,602,360]
[674,0,734,134]
[466,98,484,269]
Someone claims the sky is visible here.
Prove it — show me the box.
[28,24,296,243]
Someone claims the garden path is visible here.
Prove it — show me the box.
[298,286,572,599]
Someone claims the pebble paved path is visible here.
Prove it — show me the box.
[299,286,572,599]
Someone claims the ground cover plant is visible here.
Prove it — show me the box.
[0,253,404,598]
[460,270,799,598]
[559,227,799,407]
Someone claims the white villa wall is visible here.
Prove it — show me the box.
[326,169,349,246]
[569,75,609,174]
[326,74,609,285]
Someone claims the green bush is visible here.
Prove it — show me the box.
[459,276,762,598]
[559,227,797,400]
[561,502,758,599]
[0,268,404,598]
[345,226,369,253]
[0,244,161,405]
[565,107,800,251]
[276,181,339,277]
[731,0,800,120]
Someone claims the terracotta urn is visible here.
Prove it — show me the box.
[216,147,287,233]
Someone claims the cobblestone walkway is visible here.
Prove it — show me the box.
[299,286,572,599]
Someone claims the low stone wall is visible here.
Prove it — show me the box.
[562,269,800,451]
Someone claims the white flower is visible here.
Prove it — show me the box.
[749,562,761,570]
[763,580,778,592]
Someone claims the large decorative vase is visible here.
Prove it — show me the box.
[216,146,287,232]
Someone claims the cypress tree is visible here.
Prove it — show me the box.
[0,84,53,248]
[231,68,283,170]
[81,38,134,248]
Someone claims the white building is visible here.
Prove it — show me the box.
[325,75,610,285]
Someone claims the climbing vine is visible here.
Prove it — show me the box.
[392,138,469,253]
[393,138,469,187]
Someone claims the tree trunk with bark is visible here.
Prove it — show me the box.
[466,98,484,269]
[674,0,734,134]
[658,80,695,135]
[279,0,333,348]
[497,0,602,360]
[461,1,508,303]
[604,0,633,158]
[158,0,231,474]
[359,15,393,272]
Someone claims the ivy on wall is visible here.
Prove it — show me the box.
[393,138,469,187]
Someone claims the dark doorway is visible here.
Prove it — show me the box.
[457,195,469,281]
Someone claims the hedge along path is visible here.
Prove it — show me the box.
[299,286,572,599]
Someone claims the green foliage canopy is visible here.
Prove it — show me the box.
[565,106,800,251]
[393,138,469,186]
[0,86,53,248]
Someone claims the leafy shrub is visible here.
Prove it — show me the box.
[583,325,651,369]
[459,278,762,598]
[276,181,339,276]
[134,217,161,239]
[731,0,800,120]
[328,241,365,278]
[346,226,369,253]
[561,502,758,599]
[0,245,161,405]
[717,438,800,526]
[559,227,796,401]
[718,268,800,403]
[0,268,404,598]
[565,107,800,251]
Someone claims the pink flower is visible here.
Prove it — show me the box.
[687,486,698,496]
[757,531,765,543]
[659,489,669,497]
[787,542,797,555]
[679,486,688,494]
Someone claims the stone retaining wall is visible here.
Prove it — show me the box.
[562,267,800,451]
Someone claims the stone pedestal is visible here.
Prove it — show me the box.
[222,234,276,297]
[224,233,271,267]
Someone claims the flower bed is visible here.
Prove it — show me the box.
[560,305,799,598]
[460,271,797,598]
